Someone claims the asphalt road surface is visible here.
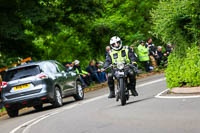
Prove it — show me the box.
[0,73,200,133]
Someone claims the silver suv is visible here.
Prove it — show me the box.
[1,60,84,117]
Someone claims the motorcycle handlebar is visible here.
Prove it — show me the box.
[105,63,137,70]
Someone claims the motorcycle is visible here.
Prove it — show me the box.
[107,62,137,106]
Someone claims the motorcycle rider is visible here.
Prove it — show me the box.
[104,36,138,98]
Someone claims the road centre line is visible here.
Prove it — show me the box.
[136,78,166,88]
[10,78,166,133]
[155,89,200,99]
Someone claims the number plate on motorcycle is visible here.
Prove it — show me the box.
[118,72,124,75]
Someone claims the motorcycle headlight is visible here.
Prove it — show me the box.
[117,63,124,70]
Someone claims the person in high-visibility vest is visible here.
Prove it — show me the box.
[73,60,91,87]
[137,40,150,72]
[104,36,138,98]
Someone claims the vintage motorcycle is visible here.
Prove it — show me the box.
[107,62,137,106]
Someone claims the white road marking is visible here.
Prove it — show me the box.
[155,89,169,98]
[10,78,165,133]
[155,89,200,99]
[136,78,166,88]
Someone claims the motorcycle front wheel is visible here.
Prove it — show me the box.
[119,78,126,106]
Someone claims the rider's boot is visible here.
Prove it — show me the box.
[128,71,138,96]
[108,87,115,98]
[131,88,138,96]
[128,83,138,96]
[108,74,115,98]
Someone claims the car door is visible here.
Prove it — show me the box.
[66,68,77,90]
[54,62,76,95]
[45,62,65,93]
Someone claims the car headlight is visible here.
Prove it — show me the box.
[117,63,124,70]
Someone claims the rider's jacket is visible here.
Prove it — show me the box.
[104,46,137,68]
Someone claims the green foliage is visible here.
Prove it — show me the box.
[152,0,200,88]
[151,0,200,52]
[0,53,21,68]
[165,46,200,88]
[0,107,6,112]
[0,0,159,67]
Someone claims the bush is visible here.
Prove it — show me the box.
[165,46,200,88]
[151,0,200,88]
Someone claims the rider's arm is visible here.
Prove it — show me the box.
[128,48,138,63]
[104,54,112,69]
[128,48,138,73]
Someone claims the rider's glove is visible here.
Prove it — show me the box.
[132,62,137,66]
[131,62,138,73]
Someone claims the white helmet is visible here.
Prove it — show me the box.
[74,60,80,65]
[110,36,122,51]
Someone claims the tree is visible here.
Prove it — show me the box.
[0,0,159,67]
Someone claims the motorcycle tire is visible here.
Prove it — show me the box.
[119,78,126,106]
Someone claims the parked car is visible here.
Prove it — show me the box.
[1,60,84,117]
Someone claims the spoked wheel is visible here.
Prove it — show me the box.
[119,78,126,106]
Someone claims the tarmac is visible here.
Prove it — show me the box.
[1,71,200,116]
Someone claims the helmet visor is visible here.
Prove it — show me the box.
[111,41,121,48]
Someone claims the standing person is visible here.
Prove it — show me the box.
[104,36,138,98]
[146,38,157,68]
[130,44,138,62]
[105,46,111,58]
[138,40,150,72]
[86,60,102,83]
[73,60,91,87]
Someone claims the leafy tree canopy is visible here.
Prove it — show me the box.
[0,0,159,67]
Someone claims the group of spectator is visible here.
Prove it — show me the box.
[64,60,107,88]
[137,38,173,72]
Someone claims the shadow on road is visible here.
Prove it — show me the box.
[126,96,154,105]
[19,99,75,117]
[111,96,154,107]
[109,96,154,108]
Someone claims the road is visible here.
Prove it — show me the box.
[0,73,200,133]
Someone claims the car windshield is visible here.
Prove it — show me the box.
[4,65,40,82]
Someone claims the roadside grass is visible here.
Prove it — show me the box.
[0,107,5,112]
[0,107,6,117]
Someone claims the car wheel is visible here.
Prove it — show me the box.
[73,81,84,101]
[33,104,43,111]
[6,108,19,118]
[52,86,63,107]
